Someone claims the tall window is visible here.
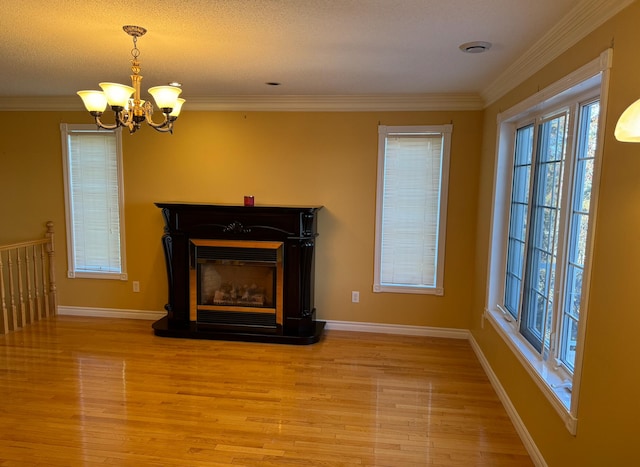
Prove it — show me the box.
[486,50,610,434]
[60,124,127,280]
[505,102,598,365]
[374,125,452,295]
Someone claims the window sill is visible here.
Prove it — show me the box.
[485,307,578,435]
[373,284,443,295]
[68,271,128,280]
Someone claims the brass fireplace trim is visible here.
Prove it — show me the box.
[189,239,284,325]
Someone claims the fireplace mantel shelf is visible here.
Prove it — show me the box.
[153,202,324,345]
[157,201,322,209]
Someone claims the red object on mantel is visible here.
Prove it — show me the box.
[244,196,254,206]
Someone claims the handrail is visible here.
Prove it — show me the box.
[0,221,56,334]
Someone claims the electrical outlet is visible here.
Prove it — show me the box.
[133,281,140,293]
[351,291,360,303]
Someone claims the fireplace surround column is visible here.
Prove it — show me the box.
[152,202,324,344]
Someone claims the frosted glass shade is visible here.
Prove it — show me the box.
[77,90,108,112]
[148,86,182,110]
[99,82,135,108]
[615,98,640,142]
[169,98,185,117]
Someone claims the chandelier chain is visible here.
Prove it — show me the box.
[131,35,140,60]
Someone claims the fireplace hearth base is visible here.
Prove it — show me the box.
[153,203,324,345]
[152,315,325,345]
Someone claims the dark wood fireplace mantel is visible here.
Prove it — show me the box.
[152,202,325,344]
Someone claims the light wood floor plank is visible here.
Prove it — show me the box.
[0,316,532,466]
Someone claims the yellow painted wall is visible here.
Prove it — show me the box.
[7,4,640,463]
[0,109,482,329]
[472,1,640,464]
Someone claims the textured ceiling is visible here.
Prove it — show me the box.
[0,0,631,108]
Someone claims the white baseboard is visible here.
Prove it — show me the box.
[54,306,542,465]
[325,319,469,339]
[468,333,547,467]
[57,306,165,321]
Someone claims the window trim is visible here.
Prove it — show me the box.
[484,49,611,435]
[60,124,128,281]
[374,124,452,295]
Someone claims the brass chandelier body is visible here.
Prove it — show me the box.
[77,26,184,134]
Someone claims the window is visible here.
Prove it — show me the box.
[60,124,127,280]
[507,102,599,363]
[374,125,452,295]
[486,50,611,434]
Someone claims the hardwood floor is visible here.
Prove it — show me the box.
[0,316,532,466]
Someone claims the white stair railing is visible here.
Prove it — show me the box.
[0,222,57,334]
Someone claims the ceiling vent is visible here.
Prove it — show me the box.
[459,41,492,54]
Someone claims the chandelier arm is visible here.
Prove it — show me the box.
[93,113,119,131]
[118,108,135,132]
[146,113,175,133]
[102,106,134,133]
[143,101,173,129]
[146,117,170,129]
[150,121,174,134]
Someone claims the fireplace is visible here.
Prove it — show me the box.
[152,203,324,344]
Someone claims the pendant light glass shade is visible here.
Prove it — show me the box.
[148,85,182,110]
[169,98,185,117]
[99,82,136,107]
[77,90,108,112]
[615,98,640,142]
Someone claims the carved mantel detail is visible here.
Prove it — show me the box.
[222,221,252,234]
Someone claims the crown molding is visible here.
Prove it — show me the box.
[185,94,485,111]
[0,93,484,112]
[481,0,635,106]
[0,96,84,111]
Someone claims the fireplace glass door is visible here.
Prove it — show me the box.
[190,240,284,329]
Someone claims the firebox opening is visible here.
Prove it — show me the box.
[198,262,275,308]
[190,239,284,329]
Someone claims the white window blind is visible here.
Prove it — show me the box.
[60,124,127,280]
[374,125,452,295]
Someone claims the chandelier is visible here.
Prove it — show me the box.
[77,25,185,134]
